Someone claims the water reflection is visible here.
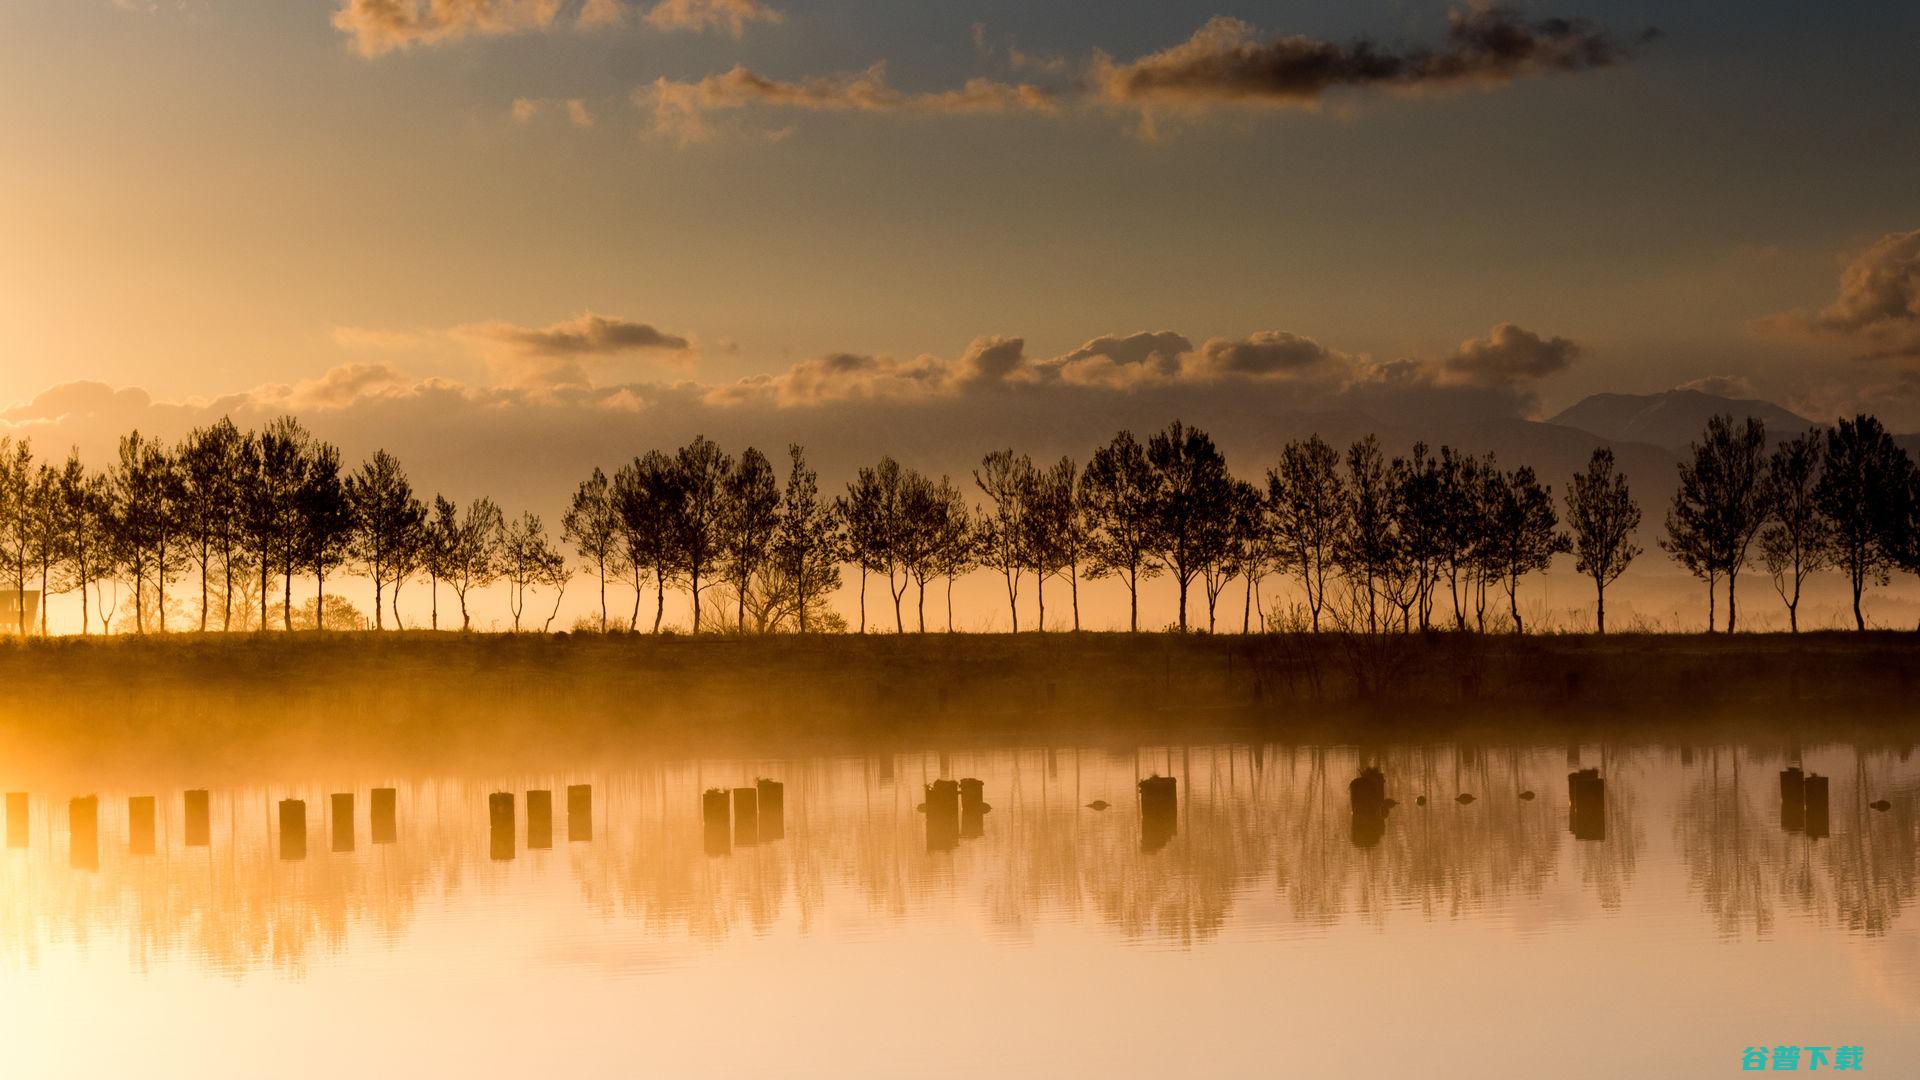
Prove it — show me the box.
[0,742,1915,980]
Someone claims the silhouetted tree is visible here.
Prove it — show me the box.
[421,495,460,631]
[1339,436,1396,633]
[771,445,843,634]
[613,451,685,632]
[1566,447,1642,634]
[1484,465,1568,634]
[928,477,974,632]
[1026,456,1087,631]
[253,417,311,630]
[1146,421,1234,632]
[0,437,30,634]
[501,511,564,632]
[1199,479,1258,633]
[840,462,889,634]
[178,419,245,631]
[298,441,352,631]
[345,449,424,631]
[674,435,732,632]
[562,467,623,633]
[1815,415,1916,630]
[1663,415,1769,632]
[1393,445,1444,631]
[110,431,184,634]
[720,447,779,632]
[24,462,60,636]
[974,449,1034,632]
[1760,429,1830,632]
[447,497,504,631]
[56,451,111,636]
[1267,435,1347,632]
[1082,430,1160,632]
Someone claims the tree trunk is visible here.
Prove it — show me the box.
[1071,564,1080,632]
[1003,570,1019,633]
[200,556,209,632]
[858,570,867,634]
[653,569,665,633]
[599,564,608,632]
[1595,578,1607,636]
[915,576,926,634]
[1128,565,1138,632]
[1177,572,1189,632]
[260,559,270,632]
[1509,576,1524,635]
[374,570,385,631]
[946,577,955,633]
[1727,569,1738,633]
[1036,574,1045,633]
[690,568,702,632]
[630,566,642,632]
[739,572,749,632]
[283,565,293,632]
[221,557,233,631]
[1852,568,1865,630]
[316,570,326,631]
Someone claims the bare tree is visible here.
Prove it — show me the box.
[973,449,1033,632]
[447,497,505,631]
[1082,430,1160,632]
[502,511,564,632]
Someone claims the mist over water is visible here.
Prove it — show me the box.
[2,702,1916,1078]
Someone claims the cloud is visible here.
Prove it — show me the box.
[638,62,1058,144]
[1758,228,1920,363]
[1676,375,1757,400]
[455,313,691,358]
[511,97,596,126]
[1091,7,1650,133]
[331,0,566,58]
[1440,322,1580,386]
[577,0,624,27]
[642,0,783,37]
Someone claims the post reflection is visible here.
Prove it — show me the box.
[0,742,1912,979]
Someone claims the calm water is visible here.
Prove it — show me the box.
[1,737,1916,1078]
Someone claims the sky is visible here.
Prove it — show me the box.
[2,1,1919,631]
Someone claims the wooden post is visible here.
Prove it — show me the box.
[526,790,553,849]
[128,796,156,855]
[1139,775,1177,852]
[566,784,592,842]
[371,787,397,844]
[489,792,514,861]
[1779,767,1806,834]
[6,792,26,849]
[925,779,960,852]
[1803,773,1830,840]
[69,796,99,870]
[1568,768,1605,841]
[732,786,759,846]
[331,793,354,853]
[184,789,210,847]
[702,788,731,855]
[755,779,784,841]
[959,778,988,840]
[279,799,306,861]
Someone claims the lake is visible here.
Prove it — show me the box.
[1,734,1914,1077]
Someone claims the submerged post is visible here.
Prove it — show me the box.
[733,786,759,846]
[526,790,553,849]
[1568,768,1605,842]
[702,788,731,856]
[925,779,960,852]
[331,793,354,853]
[1139,775,1178,853]
[1780,767,1806,833]
[184,789,210,847]
[1803,773,1830,840]
[6,792,27,849]
[1349,767,1389,849]
[70,796,99,871]
[959,778,989,840]
[567,784,592,842]
[756,779,785,841]
[128,796,156,856]
[279,799,307,861]
[371,787,397,844]
[489,792,514,861]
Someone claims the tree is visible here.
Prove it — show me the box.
[720,447,780,632]
[1393,445,1445,631]
[1760,430,1830,632]
[1026,456,1088,631]
[1146,421,1235,632]
[501,511,564,632]
[562,467,623,633]
[299,441,353,630]
[346,449,424,631]
[1082,430,1161,632]
[421,495,461,631]
[252,417,312,630]
[674,436,732,632]
[1267,435,1348,632]
[1484,466,1569,633]
[177,419,244,631]
[613,451,685,633]
[770,445,843,635]
[0,437,34,634]
[1566,448,1642,634]
[1662,415,1769,632]
[108,432,184,634]
[1815,415,1916,630]
[1338,436,1396,633]
[973,449,1033,632]
[24,463,60,635]
[446,497,505,631]
[1198,480,1257,633]
[928,478,974,632]
[56,451,112,636]
[891,466,944,633]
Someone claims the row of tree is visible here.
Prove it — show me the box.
[0,414,1914,636]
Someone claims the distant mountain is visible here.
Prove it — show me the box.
[1546,389,1816,453]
